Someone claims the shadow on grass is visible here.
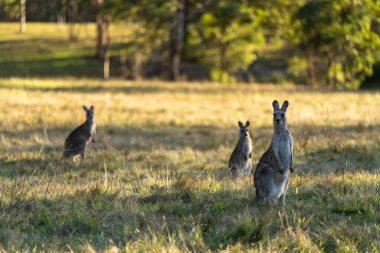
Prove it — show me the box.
[0,82,168,94]
[3,78,379,95]
[0,80,267,94]
[0,184,255,251]
[0,122,379,179]
[0,57,103,78]
[2,171,378,251]
[0,38,125,79]
[1,123,268,152]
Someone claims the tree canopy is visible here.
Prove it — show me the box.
[1,0,380,88]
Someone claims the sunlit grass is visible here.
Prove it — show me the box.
[0,77,379,251]
[0,23,130,78]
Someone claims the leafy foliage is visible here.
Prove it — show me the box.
[292,0,380,89]
[189,1,264,82]
[0,0,19,19]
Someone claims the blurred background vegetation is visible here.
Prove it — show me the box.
[1,0,380,89]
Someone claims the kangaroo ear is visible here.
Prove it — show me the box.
[238,121,244,127]
[281,100,289,111]
[82,105,88,111]
[272,100,279,111]
[90,105,94,111]
[245,121,250,127]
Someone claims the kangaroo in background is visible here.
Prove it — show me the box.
[228,121,253,179]
[254,100,293,204]
[64,105,96,162]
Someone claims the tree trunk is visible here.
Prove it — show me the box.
[167,0,187,80]
[20,0,26,33]
[220,42,228,73]
[68,0,78,41]
[133,50,143,80]
[95,0,104,59]
[120,49,128,79]
[305,46,316,86]
[69,22,76,41]
[325,51,334,87]
[103,16,110,80]
[96,17,104,59]
[57,0,66,30]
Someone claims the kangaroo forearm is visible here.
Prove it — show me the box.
[289,154,294,172]
[278,157,292,170]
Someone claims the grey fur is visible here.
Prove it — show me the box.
[63,105,96,161]
[254,100,293,204]
[228,121,253,179]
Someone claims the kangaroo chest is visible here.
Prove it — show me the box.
[90,122,96,135]
[272,131,292,168]
[241,139,252,154]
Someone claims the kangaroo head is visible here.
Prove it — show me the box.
[238,121,250,138]
[83,105,94,121]
[272,100,288,127]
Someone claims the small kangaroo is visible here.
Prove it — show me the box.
[254,100,293,205]
[228,121,253,179]
[63,105,96,161]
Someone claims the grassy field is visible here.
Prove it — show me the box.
[0,78,380,252]
[1,23,380,252]
[0,23,129,79]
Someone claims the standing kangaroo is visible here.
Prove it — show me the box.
[228,121,253,179]
[254,100,293,205]
[64,105,96,162]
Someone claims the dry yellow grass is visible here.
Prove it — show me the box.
[0,77,380,251]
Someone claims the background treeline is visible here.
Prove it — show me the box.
[1,0,380,89]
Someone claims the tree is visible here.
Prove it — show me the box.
[293,0,380,89]
[102,15,111,80]
[97,0,115,80]
[57,0,67,30]
[168,0,187,80]
[0,0,19,21]
[65,0,91,41]
[0,0,27,33]
[93,0,105,59]
[20,0,26,33]
[189,0,264,82]
[111,0,175,80]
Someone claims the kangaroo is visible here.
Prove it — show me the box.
[63,105,96,161]
[228,121,253,179]
[254,100,293,205]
